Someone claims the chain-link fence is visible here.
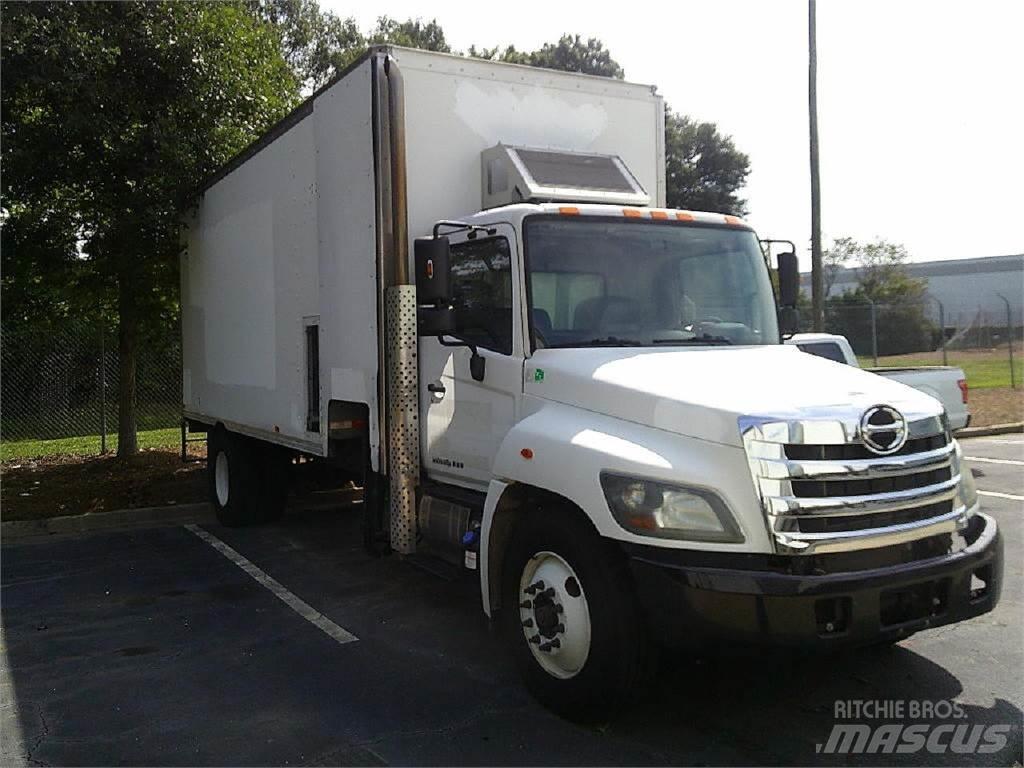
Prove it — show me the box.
[1,320,182,452]
[802,299,1022,388]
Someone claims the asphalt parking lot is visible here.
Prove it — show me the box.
[2,435,1022,766]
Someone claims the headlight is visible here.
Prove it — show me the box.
[600,472,744,542]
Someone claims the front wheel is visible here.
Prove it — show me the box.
[501,509,650,722]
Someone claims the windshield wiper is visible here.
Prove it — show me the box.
[549,336,646,348]
[652,335,734,346]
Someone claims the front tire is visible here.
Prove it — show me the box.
[501,509,649,722]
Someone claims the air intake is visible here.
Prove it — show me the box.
[481,144,649,209]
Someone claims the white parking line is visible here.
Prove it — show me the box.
[185,524,358,645]
[978,490,1024,502]
[964,456,1024,466]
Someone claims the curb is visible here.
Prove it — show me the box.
[957,422,1024,439]
[2,502,214,541]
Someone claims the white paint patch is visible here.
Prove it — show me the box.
[185,524,358,645]
[455,80,608,148]
[964,456,1024,466]
[978,490,1024,502]
[200,199,276,389]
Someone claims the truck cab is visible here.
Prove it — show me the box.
[411,201,1001,718]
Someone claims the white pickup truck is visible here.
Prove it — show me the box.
[786,333,970,430]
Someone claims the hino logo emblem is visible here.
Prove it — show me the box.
[859,405,908,455]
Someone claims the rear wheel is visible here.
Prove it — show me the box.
[252,443,291,523]
[208,427,258,527]
[501,508,649,722]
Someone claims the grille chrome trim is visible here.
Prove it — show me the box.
[740,413,967,555]
[766,475,960,517]
[750,440,955,480]
[773,505,966,555]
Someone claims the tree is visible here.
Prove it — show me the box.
[369,16,450,52]
[471,34,624,79]
[2,1,297,455]
[823,238,934,355]
[248,0,362,91]
[822,236,857,297]
[664,112,750,215]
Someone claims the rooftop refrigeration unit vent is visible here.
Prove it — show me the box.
[481,144,650,209]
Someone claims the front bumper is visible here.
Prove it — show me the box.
[624,512,1002,649]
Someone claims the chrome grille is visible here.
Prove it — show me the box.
[742,412,970,555]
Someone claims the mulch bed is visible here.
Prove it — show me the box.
[1,446,207,522]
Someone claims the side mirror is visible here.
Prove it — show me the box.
[415,235,457,337]
[414,236,452,304]
[778,306,800,337]
[777,251,799,308]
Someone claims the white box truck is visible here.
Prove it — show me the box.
[182,46,1002,720]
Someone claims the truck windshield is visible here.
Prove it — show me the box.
[524,216,780,349]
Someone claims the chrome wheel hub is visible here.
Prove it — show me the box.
[518,551,590,679]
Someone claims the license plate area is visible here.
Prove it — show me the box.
[880,578,949,627]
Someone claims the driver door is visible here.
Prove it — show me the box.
[418,224,524,491]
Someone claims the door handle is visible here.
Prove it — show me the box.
[427,382,446,395]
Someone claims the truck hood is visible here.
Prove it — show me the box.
[525,345,944,447]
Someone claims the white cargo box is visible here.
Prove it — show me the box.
[181,46,665,463]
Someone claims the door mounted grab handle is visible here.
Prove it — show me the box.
[427,382,446,394]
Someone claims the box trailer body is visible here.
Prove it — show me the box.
[182,47,664,464]
[182,47,1001,720]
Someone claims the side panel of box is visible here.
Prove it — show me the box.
[182,60,378,456]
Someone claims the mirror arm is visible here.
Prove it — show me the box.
[438,334,486,382]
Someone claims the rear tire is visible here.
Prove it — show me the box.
[208,427,259,527]
[501,508,650,722]
[252,443,291,523]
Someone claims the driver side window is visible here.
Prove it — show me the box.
[450,236,513,355]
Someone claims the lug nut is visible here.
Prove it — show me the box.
[524,580,545,595]
[539,587,555,599]
[554,623,565,634]
[519,600,532,609]
[538,639,561,652]
[528,634,541,645]
[521,618,534,628]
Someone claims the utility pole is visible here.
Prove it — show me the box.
[809,0,824,331]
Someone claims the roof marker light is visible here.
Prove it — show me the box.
[559,206,580,215]
[650,210,668,220]
[675,212,695,221]
[622,208,643,218]
[724,215,745,226]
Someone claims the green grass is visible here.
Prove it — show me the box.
[857,353,1022,390]
[1,427,183,462]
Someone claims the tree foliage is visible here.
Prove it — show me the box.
[664,112,750,215]
[1,1,297,453]
[248,0,361,91]
[368,16,451,52]
[470,34,624,79]
[822,238,935,355]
